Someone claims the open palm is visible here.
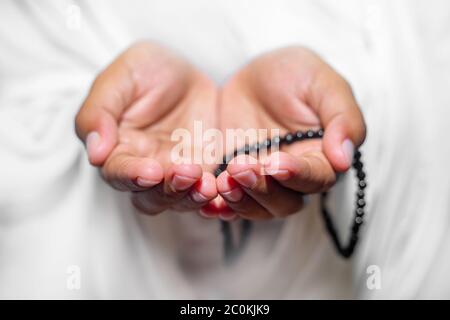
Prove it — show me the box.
[76,42,218,215]
[216,47,366,220]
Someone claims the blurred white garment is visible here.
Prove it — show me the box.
[0,0,449,299]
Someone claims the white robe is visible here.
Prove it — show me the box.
[0,0,449,299]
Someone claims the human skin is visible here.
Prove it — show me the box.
[215,47,366,220]
[75,42,366,219]
[75,42,219,215]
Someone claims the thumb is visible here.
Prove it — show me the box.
[75,55,137,166]
[75,106,118,167]
[307,70,366,172]
[322,112,366,172]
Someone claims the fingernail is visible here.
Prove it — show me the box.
[190,190,209,203]
[221,188,244,203]
[136,177,159,188]
[86,132,101,159]
[263,156,285,176]
[263,160,288,176]
[263,158,276,175]
[342,139,354,166]
[171,175,197,191]
[231,170,257,188]
[265,169,290,179]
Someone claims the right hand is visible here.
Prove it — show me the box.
[75,42,218,215]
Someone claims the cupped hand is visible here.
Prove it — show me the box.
[216,47,366,220]
[75,42,218,215]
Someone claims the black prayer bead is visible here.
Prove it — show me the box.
[217,128,367,260]
[263,138,271,148]
[317,129,324,137]
[356,207,364,216]
[285,133,294,144]
[295,131,304,140]
[357,199,366,208]
[272,136,281,145]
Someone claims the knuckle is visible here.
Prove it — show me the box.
[337,75,354,94]
[101,156,131,189]
[115,156,133,175]
[300,156,314,181]
[358,120,367,144]
[304,153,336,192]
[348,118,367,147]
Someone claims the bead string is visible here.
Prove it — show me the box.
[215,129,367,260]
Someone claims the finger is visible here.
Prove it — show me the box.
[199,196,238,221]
[101,146,164,191]
[75,54,137,166]
[307,69,366,172]
[131,191,164,216]
[172,172,218,212]
[216,171,272,220]
[225,155,304,218]
[164,164,203,195]
[131,164,202,215]
[263,151,336,193]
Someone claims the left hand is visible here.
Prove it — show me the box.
[215,47,366,220]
